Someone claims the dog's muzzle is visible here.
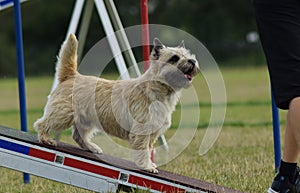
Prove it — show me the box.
[183,59,199,82]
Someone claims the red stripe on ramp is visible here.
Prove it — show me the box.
[64,157,120,179]
[29,148,56,162]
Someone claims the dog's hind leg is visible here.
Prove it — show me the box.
[72,125,102,154]
[34,100,74,146]
[72,126,88,149]
[34,117,57,146]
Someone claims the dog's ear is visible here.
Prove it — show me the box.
[152,38,165,60]
[153,38,165,49]
[178,40,185,48]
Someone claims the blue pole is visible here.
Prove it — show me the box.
[271,90,281,172]
[13,0,30,183]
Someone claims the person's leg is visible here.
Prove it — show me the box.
[268,97,300,193]
[276,97,300,184]
[283,97,300,163]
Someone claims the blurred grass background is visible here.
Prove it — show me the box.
[0,67,288,193]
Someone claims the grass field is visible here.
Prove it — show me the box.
[0,67,289,193]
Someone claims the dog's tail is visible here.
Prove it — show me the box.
[56,34,78,83]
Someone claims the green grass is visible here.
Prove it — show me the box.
[0,67,288,193]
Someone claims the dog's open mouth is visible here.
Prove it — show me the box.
[183,67,198,82]
[185,73,194,81]
[182,60,199,82]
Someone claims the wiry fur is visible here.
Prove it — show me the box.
[34,34,199,173]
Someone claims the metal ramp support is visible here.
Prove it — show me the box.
[0,125,242,193]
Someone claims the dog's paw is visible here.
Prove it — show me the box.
[140,163,158,173]
[91,147,103,154]
[39,138,57,146]
[85,142,103,154]
[145,166,158,174]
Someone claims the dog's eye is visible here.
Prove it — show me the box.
[168,55,180,63]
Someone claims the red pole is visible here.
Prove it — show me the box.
[140,0,154,162]
[140,0,150,71]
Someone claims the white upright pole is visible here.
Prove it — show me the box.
[77,0,94,62]
[105,0,141,77]
[94,0,130,80]
[66,0,85,37]
[50,0,85,93]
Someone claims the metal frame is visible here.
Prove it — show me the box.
[0,125,243,192]
[0,137,118,192]
[0,131,207,193]
[105,0,141,77]
[0,0,27,10]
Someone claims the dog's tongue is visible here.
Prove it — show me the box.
[185,74,193,81]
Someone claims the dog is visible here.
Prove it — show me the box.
[34,34,199,173]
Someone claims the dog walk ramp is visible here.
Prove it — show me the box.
[0,125,242,193]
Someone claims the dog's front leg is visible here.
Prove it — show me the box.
[72,125,103,154]
[129,133,158,173]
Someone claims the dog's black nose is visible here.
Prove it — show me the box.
[188,59,196,66]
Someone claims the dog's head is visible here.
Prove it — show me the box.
[150,38,200,90]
